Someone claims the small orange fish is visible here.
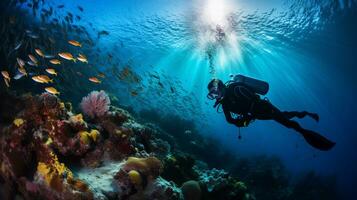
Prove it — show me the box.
[32,75,53,83]
[77,53,88,63]
[17,58,25,68]
[1,71,10,80]
[45,68,57,76]
[28,54,38,65]
[45,87,60,95]
[4,78,10,87]
[18,67,27,76]
[35,48,45,57]
[89,77,101,84]
[49,59,61,65]
[58,52,76,62]
[98,73,105,78]
[68,40,82,47]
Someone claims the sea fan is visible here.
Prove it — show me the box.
[80,90,111,119]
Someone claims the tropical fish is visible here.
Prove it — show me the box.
[35,48,45,57]
[28,54,38,65]
[17,58,26,68]
[44,54,55,59]
[58,52,76,62]
[77,6,84,12]
[14,41,22,51]
[1,71,10,80]
[13,118,24,127]
[68,40,82,47]
[49,59,61,65]
[77,53,88,63]
[27,61,36,66]
[98,73,105,78]
[18,67,28,76]
[89,77,101,83]
[45,87,60,95]
[14,71,25,80]
[32,75,53,83]
[45,68,57,76]
[28,33,40,39]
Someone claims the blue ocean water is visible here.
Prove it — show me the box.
[17,0,357,198]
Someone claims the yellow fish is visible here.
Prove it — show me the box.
[68,40,82,47]
[18,67,27,76]
[28,54,38,65]
[77,53,88,63]
[45,68,57,76]
[58,52,76,62]
[45,87,60,95]
[1,71,10,80]
[13,118,24,127]
[32,75,53,83]
[98,73,105,78]
[4,78,10,87]
[17,58,25,68]
[89,77,101,84]
[35,48,45,57]
[38,75,53,83]
[49,59,61,65]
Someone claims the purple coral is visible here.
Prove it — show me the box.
[80,90,111,119]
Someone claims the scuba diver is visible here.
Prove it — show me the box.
[207,75,335,151]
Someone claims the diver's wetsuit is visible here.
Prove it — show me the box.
[220,82,335,151]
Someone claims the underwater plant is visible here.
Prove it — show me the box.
[80,90,111,119]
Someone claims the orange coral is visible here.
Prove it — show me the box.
[123,157,163,178]
[36,152,73,192]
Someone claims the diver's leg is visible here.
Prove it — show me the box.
[252,100,334,150]
[273,113,335,151]
[282,111,319,122]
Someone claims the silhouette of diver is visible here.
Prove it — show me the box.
[207,76,335,151]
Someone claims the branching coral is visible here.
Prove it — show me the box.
[80,90,111,119]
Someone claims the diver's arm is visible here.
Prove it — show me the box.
[223,109,250,127]
[223,108,236,124]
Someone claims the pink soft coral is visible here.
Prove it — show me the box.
[80,90,111,119]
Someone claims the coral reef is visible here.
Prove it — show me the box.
[0,91,338,200]
[80,90,111,119]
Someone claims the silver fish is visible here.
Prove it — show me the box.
[13,72,25,80]
[44,54,55,59]
[28,33,40,39]
[14,41,22,50]
[27,61,37,66]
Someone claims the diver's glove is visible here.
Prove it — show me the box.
[235,115,253,127]
[237,115,253,127]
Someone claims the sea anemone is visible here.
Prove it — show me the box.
[80,90,110,119]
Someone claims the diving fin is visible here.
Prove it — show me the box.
[301,130,335,151]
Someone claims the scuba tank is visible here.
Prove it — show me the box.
[231,74,269,95]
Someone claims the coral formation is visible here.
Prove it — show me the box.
[0,91,339,200]
[80,90,111,119]
[181,180,201,200]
